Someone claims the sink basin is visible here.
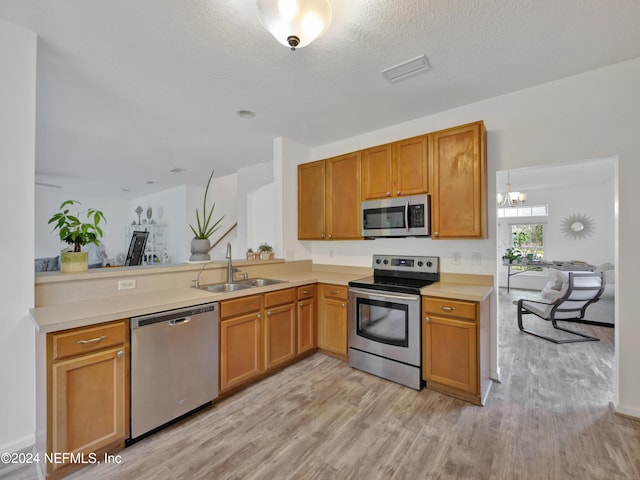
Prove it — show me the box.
[202,283,252,293]
[241,278,287,287]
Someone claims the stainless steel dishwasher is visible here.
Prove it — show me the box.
[129,302,218,443]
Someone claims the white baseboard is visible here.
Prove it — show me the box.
[0,433,35,456]
[491,367,502,384]
[0,438,36,476]
[611,401,640,419]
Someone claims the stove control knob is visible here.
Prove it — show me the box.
[375,258,381,264]
[417,261,424,267]
[383,259,389,265]
[426,261,433,268]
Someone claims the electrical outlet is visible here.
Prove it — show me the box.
[452,252,461,265]
[118,279,136,290]
[472,252,481,265]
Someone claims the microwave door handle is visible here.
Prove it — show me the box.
[405,200,410,233]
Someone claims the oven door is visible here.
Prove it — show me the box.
[348,287,421,366]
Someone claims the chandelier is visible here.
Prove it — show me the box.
[497,172,527,207]
[256,0,332,51]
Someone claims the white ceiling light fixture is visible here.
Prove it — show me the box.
[256,0,332,51]
[497,172,527,208]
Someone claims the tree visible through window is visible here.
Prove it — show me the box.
[511,224,544,270]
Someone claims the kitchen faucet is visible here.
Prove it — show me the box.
[226,243,233,283]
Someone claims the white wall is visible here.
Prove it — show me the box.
[279,57,640,417]
[237,162,274,256]
[0,19,37,452]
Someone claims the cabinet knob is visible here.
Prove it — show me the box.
[321,233,325,238]
[341,303,345,308]
[424,316,431,323]
[257,313,261,319]
[386,191,391,197]
[116,350,125,358]
[433,232,439,237]
[329,234,332,239]
[303,290,309,295]
[397,190,400,195]
[267,311,271,317]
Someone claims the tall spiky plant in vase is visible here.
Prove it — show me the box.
[189,170,224,261]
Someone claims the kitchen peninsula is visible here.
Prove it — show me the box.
[31,259,492,479]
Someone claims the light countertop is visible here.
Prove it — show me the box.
[30,268,493,334]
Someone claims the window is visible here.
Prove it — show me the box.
[498,204,548,217]
[512,224,544,260]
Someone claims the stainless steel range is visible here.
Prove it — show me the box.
[348,255,439,390]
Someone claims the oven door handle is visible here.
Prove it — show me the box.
[349,287,419,302]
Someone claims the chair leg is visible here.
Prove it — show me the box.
[517,300,599,344]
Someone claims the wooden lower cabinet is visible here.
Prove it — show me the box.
[219,295,263,393]
[46,320,129,477]
[422,296,491,405]
[220,287,318,394]
[297,285,317,354]
[317,284,348,358]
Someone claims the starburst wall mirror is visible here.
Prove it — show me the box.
[561,213,595,239]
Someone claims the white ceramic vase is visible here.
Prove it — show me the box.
[190,238,211,261]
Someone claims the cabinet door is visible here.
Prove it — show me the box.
[51,347,127,471]
[422,315,477,394]
[264,303,297,371]
[362,144,393,200]
[298,160,326,240]
[220,312,262,392]
[297,298,316,355]
[431,122,486,239]
[319,297,348,356]
[395,135,429,196]
[325,152,362,239]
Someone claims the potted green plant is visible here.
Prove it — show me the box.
[502,247,523,264]
[189,170,224,261]
[48,200,107,273]
[246,248,256,261]
[257,242,274,260]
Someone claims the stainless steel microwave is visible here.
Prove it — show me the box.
[361,194,430,237]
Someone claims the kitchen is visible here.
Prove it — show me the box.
[2,2,640,479]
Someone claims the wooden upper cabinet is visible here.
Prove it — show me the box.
[431,121,486,239]
[325,151,362,240]
[298,160,326,240]
[362,144,393,199]
[395,135,429,196]
[362,136,429,200]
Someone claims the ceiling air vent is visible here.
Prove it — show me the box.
[381,55,431,83]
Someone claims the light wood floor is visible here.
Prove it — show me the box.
[8,288,640,480]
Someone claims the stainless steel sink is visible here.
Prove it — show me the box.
[199,278,287,293]
[202,283,253,293]
[241,278,287,287]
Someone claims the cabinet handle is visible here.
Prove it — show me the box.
[330,290,339,295]
[77,335,107,345]
[116,350,125,358]
[433,232,439,237]
[440,306,455,312]
[257,313,261,319]
[303,290,309,295]
[321,232,325,238]
[341,303,345,308]
[329,234,332,239]
[386,191,391,197]
[397,190,400,195]
[425,316,431,323]
[267,311,271,317]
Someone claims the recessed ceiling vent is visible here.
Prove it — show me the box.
[381,55,431,83]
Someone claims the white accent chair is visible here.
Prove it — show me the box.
[516,271,605,344]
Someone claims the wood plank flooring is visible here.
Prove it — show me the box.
[7,288,640,480]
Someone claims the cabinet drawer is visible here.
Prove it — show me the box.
[264,288,296,308]
[321,284,348,300]
[52,321,126,361]
[220,295,262,319]
[297,285,315,300]
[423,297,476,321]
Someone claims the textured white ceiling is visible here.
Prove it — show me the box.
[1,0,640,193]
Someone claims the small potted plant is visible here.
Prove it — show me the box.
[246,248,256,261]
[48,200,107,273]
[189,170,224,261]
[258,242,274,260]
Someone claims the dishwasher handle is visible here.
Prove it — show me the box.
[169,317,191,326]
